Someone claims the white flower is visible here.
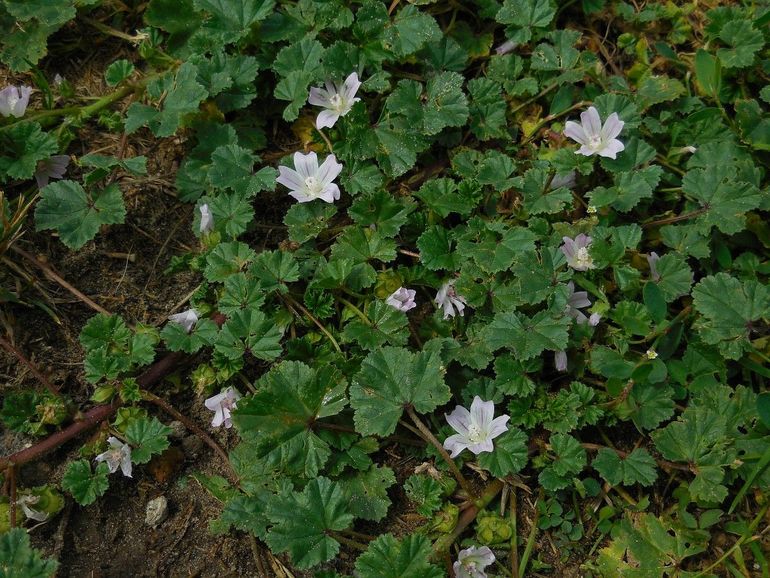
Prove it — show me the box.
[35,155,69,188]
[308,72,361,130]
[434,281,467,320]
[443,396,509,458]
[169,308,198,333]
[199,203,213,233]
[17,494,48,522]
[0,85,32,118]
[205,387,241,429]
[589,312,601,326]
[386,287,417,312]
[645,349,658,360]
[554,350,568,372]
[276,151,343,204]
[453,546,495,578]
[564,106,624,159]
[53,74,64,87]
[494,40,517,55]
[560,234,595,271]
[95,436,133,477]
[647,252,661,282]
[586,205,597,214]
[565,281,591,324]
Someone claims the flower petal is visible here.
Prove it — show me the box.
[319,183,340,203]
[470,396,494,432]
[276,166,305,192]
[293,151,318,179]
[488,415,509,439]
[581,106,602,138]
[443,434,469,458]
[601,113,624,140]
[342,72,361,101]
[316,109,339,129]
[446,405,472,435]
[598,139,624,159]
[563,121,587,145]
[317,154,343,186]
[308,86,330,107]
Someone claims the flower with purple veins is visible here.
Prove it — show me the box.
[199,203,213,233]
[35,155,69,188]
[308,72,361,130]
[0,85,32,118]
[454,546,496,578]
[565,281,592,324]
[443,396,509,458]
[205,387,241,429]
[564,106,624,159]
[95,436,133,477]
[560,234,595,271]
[385,287,416,312]
[589,312,601,326]
[434,280,467,320]
[647,252,661,282]
[168,308,198,333]
[276,151,343,204]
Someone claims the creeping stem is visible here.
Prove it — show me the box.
[406,405,474,498]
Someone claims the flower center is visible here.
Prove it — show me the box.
[575,247,593,268]
[304,176,322,196]
[7,94,19,109]
[329,93,344,112]
[588,134,603,149]
[467,424,483,443]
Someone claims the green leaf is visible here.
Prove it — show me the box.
[125,63,207,137]
[478,428,529,477]
[717,20,764,68]
[385,5,441,57]
[486,311,570,361]
[539,433,586,491]
[694,49,722,98]
[35,181,125,249]
[124,417,172,464]
[404,475,444,517]
[758,392,770,429]
[62,460,110,506]
[593,448,657,487]
[423,72,469,135]
[350,345,451,436]
[341,465,396,522]
[681,165,762,235]
[354,534,443,578]
[145,0,201,34]
[215,309,284,361]
[342,301,409,350]
[416,225,459,271]
[496,0,555,39]
[517,166,573,215]
[468,78,508,140]
[692,273,770,359]
[204,241,256,282]
[233,362,346,477]
[348,190,416,237]
[250,249,300,292]
[331,227,397,265]
[4,0,75,26]
[104,59,135,86]
[0,528,58,578]
[193,0,275,42]
[265,477,353,569]
[0,19,55,73]
[284,202,338,244]
[653,253,693,302]
[0,123,58,182]
[208,144,256,194]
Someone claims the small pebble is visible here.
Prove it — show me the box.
[145,496,168,528]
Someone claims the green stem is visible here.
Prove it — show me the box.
[510,82,560,116]
[283,294,342,354]
[518,489,542,577]
[406,406,474,498]
[510,485,519,578]
[521,100,591,145]
[329,531,368,552]
[338,296,371,325]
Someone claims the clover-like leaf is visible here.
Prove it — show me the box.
[233,362,347,477]
[354,534,443,578]
[265,477,354,569]
[62,460,110,506]
[350,344,451,436]
[125,417,172,464]
[0,528,58,578]
[35,181,126,249]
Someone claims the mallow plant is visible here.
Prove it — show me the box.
[2,0,770,576]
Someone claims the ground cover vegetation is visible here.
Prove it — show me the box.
[1,0,770,575]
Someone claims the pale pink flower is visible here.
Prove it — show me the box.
[169,308,198,333]
[494,40,517,55]
[589,313,601,326]
[565,281,591,324]
[434,281,467,320]
[308,72,361,130]
[0,85,32,118]
[454,546,496,578]
[555,350,568,372]
[199,203,213,233]
[564,106,624,159]
[35,155,69,188]
[443,396,509,458]
[205,387,241,429]
[560,234,595,271]
[385,287,416,312]
[647,252,661,282]
[276,151,343,204]
[95,436,132,477]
